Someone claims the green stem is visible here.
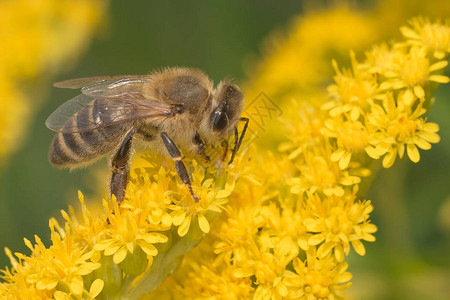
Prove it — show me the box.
[123,226,204,299]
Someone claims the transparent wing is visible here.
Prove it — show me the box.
[45,94,174,133]
[53,75,145,89]
[81,78,148,98]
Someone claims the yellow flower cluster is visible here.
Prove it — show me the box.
[322,18,448,168]
[162,153,375,299]
[148,18,449,299]
[0,0,107,165]
[1,154,237,299]
[1,221,104,299]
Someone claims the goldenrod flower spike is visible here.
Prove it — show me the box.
[322,19,448,169]
[0,153,238,299]
[156,17,448,299]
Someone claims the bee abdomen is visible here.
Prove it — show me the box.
[49,133,84,166]
[49,99,128,167]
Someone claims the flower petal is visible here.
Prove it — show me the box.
[197,214,210,233]
[113,246,128,264]
[352,240,366,256]
[429,60,448,72]
[137,241,158,256]
[104,243,122,256]
[382,149,397,168]
[89,279,104,298]
[339,151,352,169]
[429,75,449,83]
[69,276,84,295]
[178,216,192,237]
[330,148,345,162]
[216,189,232,199]
[407,144,420,163]
[172,211,186,226]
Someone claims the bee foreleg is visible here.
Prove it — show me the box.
[161,132,199,202]
[110,129,135,205]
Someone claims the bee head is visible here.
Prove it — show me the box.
[208,82,244,138]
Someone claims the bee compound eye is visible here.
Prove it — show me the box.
[212,109,229,132]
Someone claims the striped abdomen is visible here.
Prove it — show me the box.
[49,99,130,167]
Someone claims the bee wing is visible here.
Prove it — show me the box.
[55,75,151,104]
[80,77,148,98]
[45,94,174,133]
[53,75,145,89]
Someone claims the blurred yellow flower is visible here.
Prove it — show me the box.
[0,0,108,165]
[243,4,381,134]
[0,78,29,161]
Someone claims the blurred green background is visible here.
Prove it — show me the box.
[0,1,449,299]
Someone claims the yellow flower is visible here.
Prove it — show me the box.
[324,118,376,169]
[167,163,234,237]
[213,205,266,264]
[1,221,103,299]
[0,78,29,165]
[243,4,379,109]
[1,150,239,298]
[401,17,450,59]
[278,100,328,160]
[260,203,312,251]
[376,46,449,99]
[303,189,377,261]
[323,53,381,121]
[233,234,300,299]
[367,92,440,167]
[0,0,107,80]
[126,165,179,229]
[287,149,370,197]
[291,248,352,299]
[93,208,168,265]
[177,263,253,299]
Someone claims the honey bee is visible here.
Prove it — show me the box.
[46,67,248,204]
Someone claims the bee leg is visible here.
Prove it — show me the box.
[221,140,229,161]
[110,129,135,205]
[228,127,239,162]
[193,133,210,162]
[161,132,199,202]
[229,117,249,164]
